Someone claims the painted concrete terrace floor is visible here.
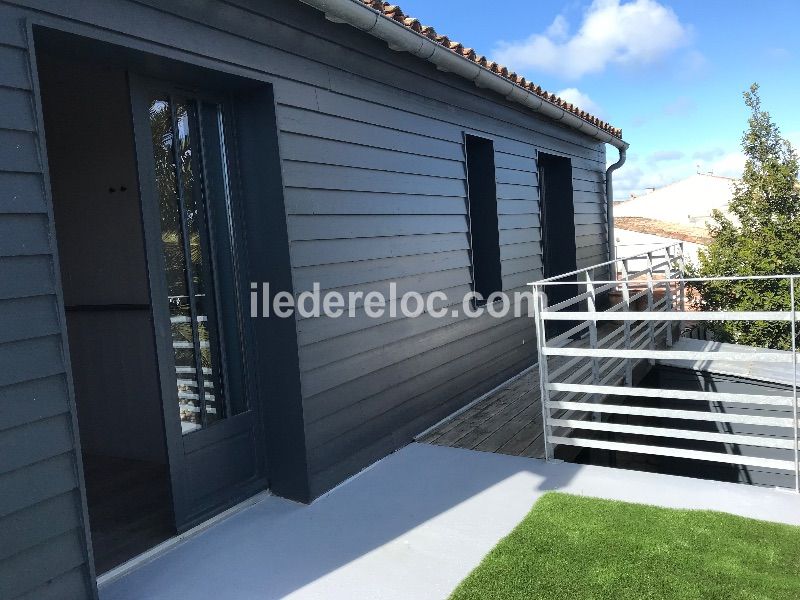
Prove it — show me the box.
[101,443,800,600]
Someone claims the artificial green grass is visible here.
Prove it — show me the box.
[449,492,800,600]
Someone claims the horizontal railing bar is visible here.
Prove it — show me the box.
[551,361,593,386]
[547,383,794,406]
[600,359,627,385]
[534,274,800,286]
[598,325,625,346]
[540,311,796,322]
[547,401,794,426]
[547,322,591,347]
[531,243,681,284]
[549,419,797,450]
[626,261,671,281]
[543,347,792,362]
[546,290,593,312]
[547,356,586,381]
[549,436,796,470]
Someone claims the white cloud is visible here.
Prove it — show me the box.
[611,147,745,201]
[493,0,690,80]
[663,95,696,116]
[555,87,602,116]
[705,152,745,178]
[649,150,684,162]
[692,147,725,162]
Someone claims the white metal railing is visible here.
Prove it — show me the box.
[530,242,800,492]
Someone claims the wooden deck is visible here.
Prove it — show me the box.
[417,323,669,459]
[416,367,546,458]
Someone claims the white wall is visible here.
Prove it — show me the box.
[615,228,703,269]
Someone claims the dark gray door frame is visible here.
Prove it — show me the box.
[129,74,268,529]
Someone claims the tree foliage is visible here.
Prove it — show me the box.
[694,84,800,349]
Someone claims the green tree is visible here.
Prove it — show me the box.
[694,84,800,349]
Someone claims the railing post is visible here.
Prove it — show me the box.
[661,247,674,347]
[646,251,656,364]
[584,271,601,393]
[533,284,553,461]
[791,277,799,493]
[620,258,633,386]
[677,242,686,313]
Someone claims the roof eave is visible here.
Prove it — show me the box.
[299,0,629,150]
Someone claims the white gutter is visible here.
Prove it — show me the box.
[299,0,630,151]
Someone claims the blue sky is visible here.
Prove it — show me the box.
[392,0,800,199]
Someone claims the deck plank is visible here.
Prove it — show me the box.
[418,322,667,459]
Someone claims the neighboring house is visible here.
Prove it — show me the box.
[614,173,734,265]
[615,172,735,227]
[0,1,627,597]
[615,217,712,266]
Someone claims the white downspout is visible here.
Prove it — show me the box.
[605,147,627,264]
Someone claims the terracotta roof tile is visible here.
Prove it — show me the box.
[357,0,622,138]
[614,217,712,245]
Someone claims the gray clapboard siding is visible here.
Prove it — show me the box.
[0,87,35,131]
[278,107,464,160]
[0,255,54,299]
[0,451,77,520]
[0,44,30,89]
[287,213,468,241]
[284,189,467,216]
[0,129,39,172]
[0,214,50,256]
[0,375,70,432]
[0,527,86,599]
[296,282,473,346]
[307,347,532,496]
[0,172,47,213]
[294,250,470,292]
[0,414,74,476]
[501,241,540,260]
[304,314,531,425]
[0,7,94,599]
[498,199,538,214]
[0,5,27,48]
[280,134,465,179]
[301,306,533,400]
[0,17,610,599]
[496,182,537,201]
[14,567,88,600]
[290,232,470,267]
[0,295,60,344]
[0,490,80,562]
[305,332,531,451]
[0,336,65,390]
[283,162,466,196]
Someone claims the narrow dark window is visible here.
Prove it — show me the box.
[465,134,502,301]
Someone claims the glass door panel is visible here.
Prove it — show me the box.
[146,96,224,433]
[132,75,265,530]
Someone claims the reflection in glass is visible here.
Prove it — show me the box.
[148,96,224,433]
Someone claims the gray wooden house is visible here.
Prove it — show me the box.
[0,0,628,597]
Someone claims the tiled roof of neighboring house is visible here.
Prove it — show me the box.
[615,217,713,245]
[358,0,623,139]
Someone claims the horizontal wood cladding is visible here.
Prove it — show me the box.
[247,0,607,492]
[0,6,609,562]
[0,7,94,599]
